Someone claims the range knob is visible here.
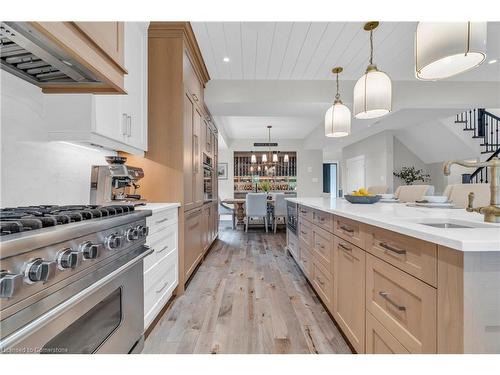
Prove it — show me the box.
[57,248,82,270]
[125,227,139,242]
[105,234,123,250]
[24,258,57,284]
[79,241,103,260]
[136,225,149,238]
[0,270,23,299]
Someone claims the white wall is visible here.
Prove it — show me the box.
[340,130,394,193]
[217,138,323,199]
[1,71,115,207]
[393,137,430,190]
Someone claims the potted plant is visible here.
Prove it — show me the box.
[259,180,271,193]
[393,166,430,185]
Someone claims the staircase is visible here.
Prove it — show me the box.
[455,109,500,183]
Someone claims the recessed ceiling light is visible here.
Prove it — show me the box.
[223,57,230,63]
[488,59,498,64]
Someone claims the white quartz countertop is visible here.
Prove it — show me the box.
[135,202,180,214]
[286,197,500,252]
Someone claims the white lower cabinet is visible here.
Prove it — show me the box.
[143,207,179,330]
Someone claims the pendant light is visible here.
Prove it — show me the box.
[283,154,289,163]
[325,66,351,137]
[251,153,257,164]
[272,153,278,163]
[415,22,487,80]
[262,153,267,163]
[353,22,392,120]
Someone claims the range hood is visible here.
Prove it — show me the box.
[0,22,100,87]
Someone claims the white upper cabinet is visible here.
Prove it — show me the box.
[44,22,148,155]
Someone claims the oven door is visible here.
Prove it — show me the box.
[0,245,152,354]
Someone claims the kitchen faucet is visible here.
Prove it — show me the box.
[443,157,500,223]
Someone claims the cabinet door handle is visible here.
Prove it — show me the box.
[122,113,128,135]
[379,291,406,311]
[155,217,169,224]
[316,276,325,286]
[157,245,169,253]
[193,135,199,173]
[316,242,325,250]
[339,242,352,252]
[192,94,199,102]
[127,115,132,137]
[340,225,354,234]
[155,280,170,294]
[379,242,406,255]
[300,230,307,235]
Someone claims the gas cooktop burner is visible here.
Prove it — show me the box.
[0,204,135,236]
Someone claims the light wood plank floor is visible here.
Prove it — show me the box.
[142,222,352,354]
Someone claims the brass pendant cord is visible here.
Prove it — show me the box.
[369,29,374,65]
[335,72,340,100]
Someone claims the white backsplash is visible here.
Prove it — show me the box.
[0,71,116,207]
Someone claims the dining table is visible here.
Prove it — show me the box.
[222,197,275,228]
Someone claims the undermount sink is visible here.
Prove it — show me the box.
[414,219,496,229]
[420,222,477,229]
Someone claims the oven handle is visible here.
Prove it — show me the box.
[0,245,153,351]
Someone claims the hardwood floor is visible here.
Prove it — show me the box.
[142,222,352,354]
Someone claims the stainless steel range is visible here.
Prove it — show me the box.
[0,204,153,354]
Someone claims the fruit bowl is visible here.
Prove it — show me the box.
[344,194,382,204]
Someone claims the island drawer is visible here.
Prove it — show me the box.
[365,225,437,287]
[312,258,333,310]
[299,240,313,277]
[298,205,313,222]
[366,253,437,354]
[298,218,313,248]
[366,311,409,354]
[312,209,334,233]
[334,216,364,249]
[312,226,334,272]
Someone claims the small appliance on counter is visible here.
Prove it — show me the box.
[90,156,146,206]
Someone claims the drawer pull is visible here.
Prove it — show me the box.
[316,276,325,286]
[157,245,169,253]
[340,225,354,234]
[156,280,170,294]
[379,291,406,311]
[192,93,199,102]
[155,217,169,224]
[339,243,352,252]
[379,242,406,255]
[300,230,307,235]
[300,210,307,214]
[316,242,325,249]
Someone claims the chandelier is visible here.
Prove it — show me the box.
[250,126,289,175]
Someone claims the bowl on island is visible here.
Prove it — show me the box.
[344,194,382,204]
[422,195,448,203]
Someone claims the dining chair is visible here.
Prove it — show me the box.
[395,185,434,202]
[245,193,268,233]
[271,193,287,234]
[445,183,490,208]
[367,185,389,194]
[218,197,236,229]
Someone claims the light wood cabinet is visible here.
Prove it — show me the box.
[366,312,409,354]
[333,236,366,353]
[365,225,437,287]
[287,231,299,260]
[184,208,203,280]
[333,216,364,249]
[366,253,437,353]
[183,92,195,211]
[74,22,125,67]
[312,259,333,310]
[312,209,334,233]
[311,226,334,273]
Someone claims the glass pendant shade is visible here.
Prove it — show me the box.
[262,153,267,163]
[353,68,392,119]
[283,154,289,163]
[257,166,261,171]
[251,154,256,163]
[325,101,351,137]
[272,153,278,162]
[415,22,487,80]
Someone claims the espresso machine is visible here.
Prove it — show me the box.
[90,156,146,206]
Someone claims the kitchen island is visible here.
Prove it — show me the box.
[285,197,500,354]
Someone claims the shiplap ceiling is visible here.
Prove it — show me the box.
[192,22,500,81]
